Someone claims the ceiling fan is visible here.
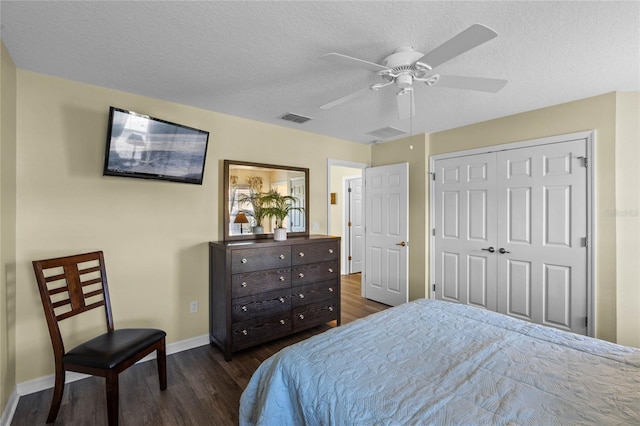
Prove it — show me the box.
[320,24,507,120]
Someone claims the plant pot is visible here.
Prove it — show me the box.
[273,228,287,241]
[252,225,264,234]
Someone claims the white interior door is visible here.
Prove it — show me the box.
[364,163,409,306]
[496,140,587,334]
[433,153,498,311]
[290,177,305,232]
[346,177,363,274]
[433,138,589,335]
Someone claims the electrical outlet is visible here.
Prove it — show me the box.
[190,301,198,313]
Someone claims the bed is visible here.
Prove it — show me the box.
[240,299,640,425]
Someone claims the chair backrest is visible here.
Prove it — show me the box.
[32,251,114,357]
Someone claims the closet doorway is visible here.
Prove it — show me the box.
[430,131,593,336]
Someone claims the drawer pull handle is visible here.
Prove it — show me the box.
[279,297,285,303]
[241,329,248,336]
[279,276,285,281]
[328,287,333,292]
[280,319,285,325]
[328,306,334,312]
[298,314,305,320]
[328,249,334,254]
[241,306,247,312]
[298,293,305,299]
[241,258,247,264]
[298,252,305,257]
[328,268,334,273]
[241,282,247,288]
[279,254,285,259]
[298,273,304,278]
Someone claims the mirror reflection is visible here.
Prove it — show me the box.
[225,160,308,240]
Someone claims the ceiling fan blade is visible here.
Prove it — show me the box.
[397,89,415,120]
[320,87,371,110]
[434,75,507,93]
[416,24,498,70]
[321,53,390,72]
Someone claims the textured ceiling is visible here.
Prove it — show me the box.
[1,1,639,144]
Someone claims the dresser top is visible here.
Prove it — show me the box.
[210,235,340,249]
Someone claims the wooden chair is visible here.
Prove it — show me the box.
[32,251,167,425]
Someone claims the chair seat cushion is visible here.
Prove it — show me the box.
[63,328,166,370]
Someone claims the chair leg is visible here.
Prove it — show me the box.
[46,367,65,423]
[105,372,119,426]
[157,338,167,390]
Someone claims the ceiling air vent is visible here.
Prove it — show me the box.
[366,126,407,140]
[279,112,313,124]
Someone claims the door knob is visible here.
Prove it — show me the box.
[395,241,407,247]
[499,248,510,254]
[481,247,495,253]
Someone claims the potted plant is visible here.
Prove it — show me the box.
[261,189,304,241]
[237,191,268,234]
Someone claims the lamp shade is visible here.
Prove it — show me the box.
[234,212,249,224]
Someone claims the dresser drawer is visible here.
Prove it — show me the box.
[291,241,339,266]
[232,289,291,322]
[232,312,292,350]
[293,300,338,331]
[291,280,338,307]
[291,261,338,286]
[231,246,291,273]
[231,268,291,299]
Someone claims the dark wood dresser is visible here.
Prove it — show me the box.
[209,235,341,361]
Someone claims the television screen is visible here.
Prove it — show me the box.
[103,107,209,185]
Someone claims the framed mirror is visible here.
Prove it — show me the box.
[223,160,309,241]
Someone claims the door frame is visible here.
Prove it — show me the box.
[343,175,363,274]
[429,130,595,336]
[327,159,369,293]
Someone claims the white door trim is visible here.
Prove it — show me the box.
[429,130,595,336]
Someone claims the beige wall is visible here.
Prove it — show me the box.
[0,40,18,414]
[615,92,640,347]
[430,92,628,344]
[371,133,428,301]
[14,70,370,383]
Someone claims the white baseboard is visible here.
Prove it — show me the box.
[4,333,209,423]
[0,389,18,426]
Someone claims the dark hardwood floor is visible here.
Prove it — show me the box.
[12,274,388,425]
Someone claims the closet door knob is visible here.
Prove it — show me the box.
[481,247,495,253]
[499,248,510,254]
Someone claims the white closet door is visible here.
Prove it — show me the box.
[433,138,588,335]
[496,139,588,334]
[433,153,498,311]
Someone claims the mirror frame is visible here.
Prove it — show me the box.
[223,159,310,241]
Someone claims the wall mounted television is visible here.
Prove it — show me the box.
[103,107,210,185]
